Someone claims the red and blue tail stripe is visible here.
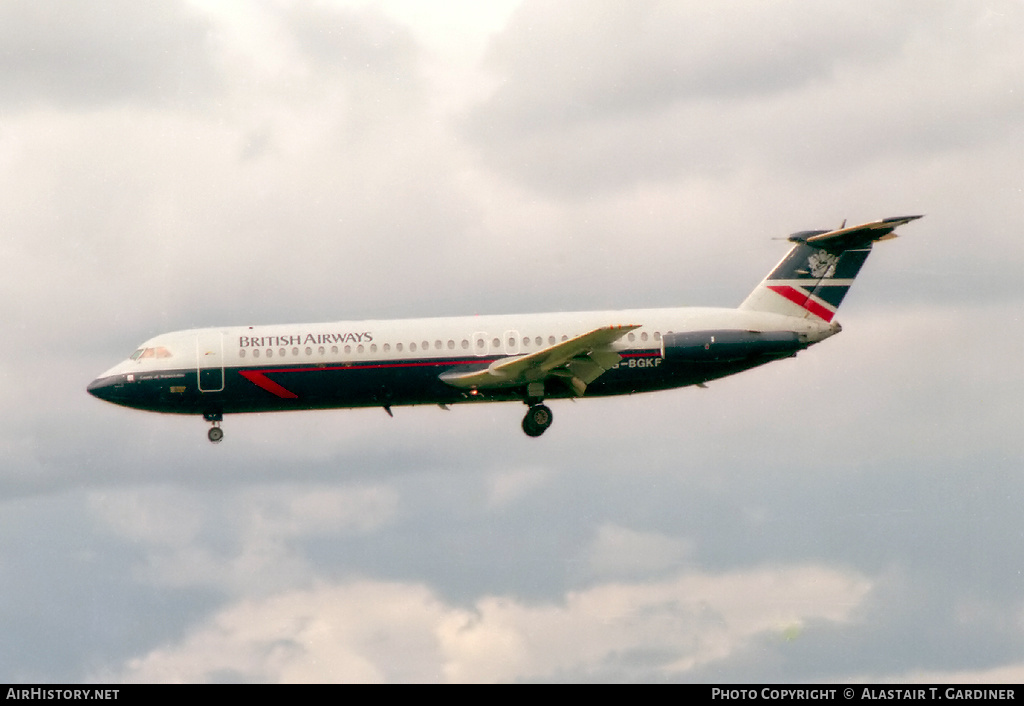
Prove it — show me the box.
[739,216,920,321]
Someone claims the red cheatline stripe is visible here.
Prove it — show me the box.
[252,359,487,375]
[237,359,492,399]
[238,350,664,399]
[767,285,835,322]
[238,370,299,399]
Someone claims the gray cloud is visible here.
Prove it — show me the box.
[1,0,1022,684]
[462,0,1024,196]
[478,1,908,124]
[0,0,220,110]
[285,4,419,77]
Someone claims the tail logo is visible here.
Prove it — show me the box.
[808,251,839,278]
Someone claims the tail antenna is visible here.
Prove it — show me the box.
[839,218,847,229]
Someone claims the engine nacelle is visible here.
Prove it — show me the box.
[661,330,806,363]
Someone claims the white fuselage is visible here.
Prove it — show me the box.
[97,306,834,381]
[86,215,916,441]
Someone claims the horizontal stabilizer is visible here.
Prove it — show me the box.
[791,215,923,251]
[740,215,922,321]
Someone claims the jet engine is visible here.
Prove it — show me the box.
[660,330,806,363]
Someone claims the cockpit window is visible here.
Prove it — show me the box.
[135,346,173,360]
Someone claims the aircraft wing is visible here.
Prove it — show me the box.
[439,324,640,396]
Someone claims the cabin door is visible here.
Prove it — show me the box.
[196,331,225,392]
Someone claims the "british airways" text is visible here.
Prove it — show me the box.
[239,332,373,347]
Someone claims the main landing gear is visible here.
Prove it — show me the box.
[522,403,553,437]
[204,411,224,443]
[521,382,553,438]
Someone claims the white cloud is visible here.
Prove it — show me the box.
[111,563,871,682]
[465,0,1024,195]
[87,484,398,594]
[584,524,693,579]
[89,487,206,548]
[0,0,219,110]
[873,664,1024,684]
[113,580,448,683]
[485,466,549,509]
[2,0,1023,684]
[238,484,399,537]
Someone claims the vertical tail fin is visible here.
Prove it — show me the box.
[739,216,922,322]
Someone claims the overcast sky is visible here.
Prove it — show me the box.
[1,0,1022,683]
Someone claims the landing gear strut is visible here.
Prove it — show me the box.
[203,411,224,444]
[522,403,553,437]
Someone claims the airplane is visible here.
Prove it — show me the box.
[88,215,921,443]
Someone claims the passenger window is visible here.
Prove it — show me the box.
[492,338,500,348]
[318,346,325,355]
[370,344,377,353]
[447,340,455,350]
[279,348,285,357]
[628,333,636,342]
[422,341,429,351]
[435,340,442,350]
[253,349,260,358]
[641,332,648,342]
[239,349,246,358]
[345,345,352,354]
[266,349,273,358]
[331,346,338,354]
[410,342,417,352]
[293,347,299,356]
[383,343,391,353]
[548,336,556,345]
[305,347,312,355]
[654,332,661,341]
[397,343,403,352]
[535,336,542,346]
[461,340,469,350]
[561,335,568,342]
[357,344,364,353]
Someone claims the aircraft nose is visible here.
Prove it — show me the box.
[87,375,122,403]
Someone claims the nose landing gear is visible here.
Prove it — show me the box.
[522,403,553,437]
[203,411,224,443]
